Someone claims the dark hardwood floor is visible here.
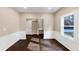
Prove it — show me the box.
[6,34,69,51]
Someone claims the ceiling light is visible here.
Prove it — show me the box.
[48,7,52,10]
[24,7,28,9]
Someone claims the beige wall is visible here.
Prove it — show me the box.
[54,7,79,50]
[20,13,54,33]
[20,13,38,31]
[42,14,54,31]
[54,7,79,32]
[0,7,20,36]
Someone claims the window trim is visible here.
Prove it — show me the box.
[61,12,75,40]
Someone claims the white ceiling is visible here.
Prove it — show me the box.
[13,7,61,13]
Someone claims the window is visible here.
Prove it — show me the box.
[61,13,74,40]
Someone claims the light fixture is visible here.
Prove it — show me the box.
[48,7,52,10]
[24,7,28,9]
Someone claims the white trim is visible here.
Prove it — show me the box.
[63,34,73,40]
[61,12,75,40]
[62,12,75,17]
[53,31,79,51]
[44,31,79,50]
[44,31,54,39]
[0,31,26,51]
[19,31,26,39]
[0,30,78,51]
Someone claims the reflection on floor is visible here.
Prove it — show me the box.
[6,37,69,51]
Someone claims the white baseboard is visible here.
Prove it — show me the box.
[0,31,26,51]
[53,31,79,51]
[0,30,79,51]
[44,31,79,50]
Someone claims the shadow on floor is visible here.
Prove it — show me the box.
[6,38,70,51]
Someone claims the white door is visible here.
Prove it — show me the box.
[32,21,38,34]
[26,20,32,34]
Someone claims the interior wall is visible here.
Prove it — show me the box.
[54,7,79,32]
[42,14,54,31]
[42,14,54,39]
[20,13,38,31]
[54,7,79,50]
[0,7,20,37]
[0,8,27,50]
[20,13,54,37]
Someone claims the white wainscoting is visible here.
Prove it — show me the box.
[0,30,79,51]
[0,31,26,51]
[44,31,79,51]
[19,31,26,39]
[54,31,79,51]
[44,31,54,39]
